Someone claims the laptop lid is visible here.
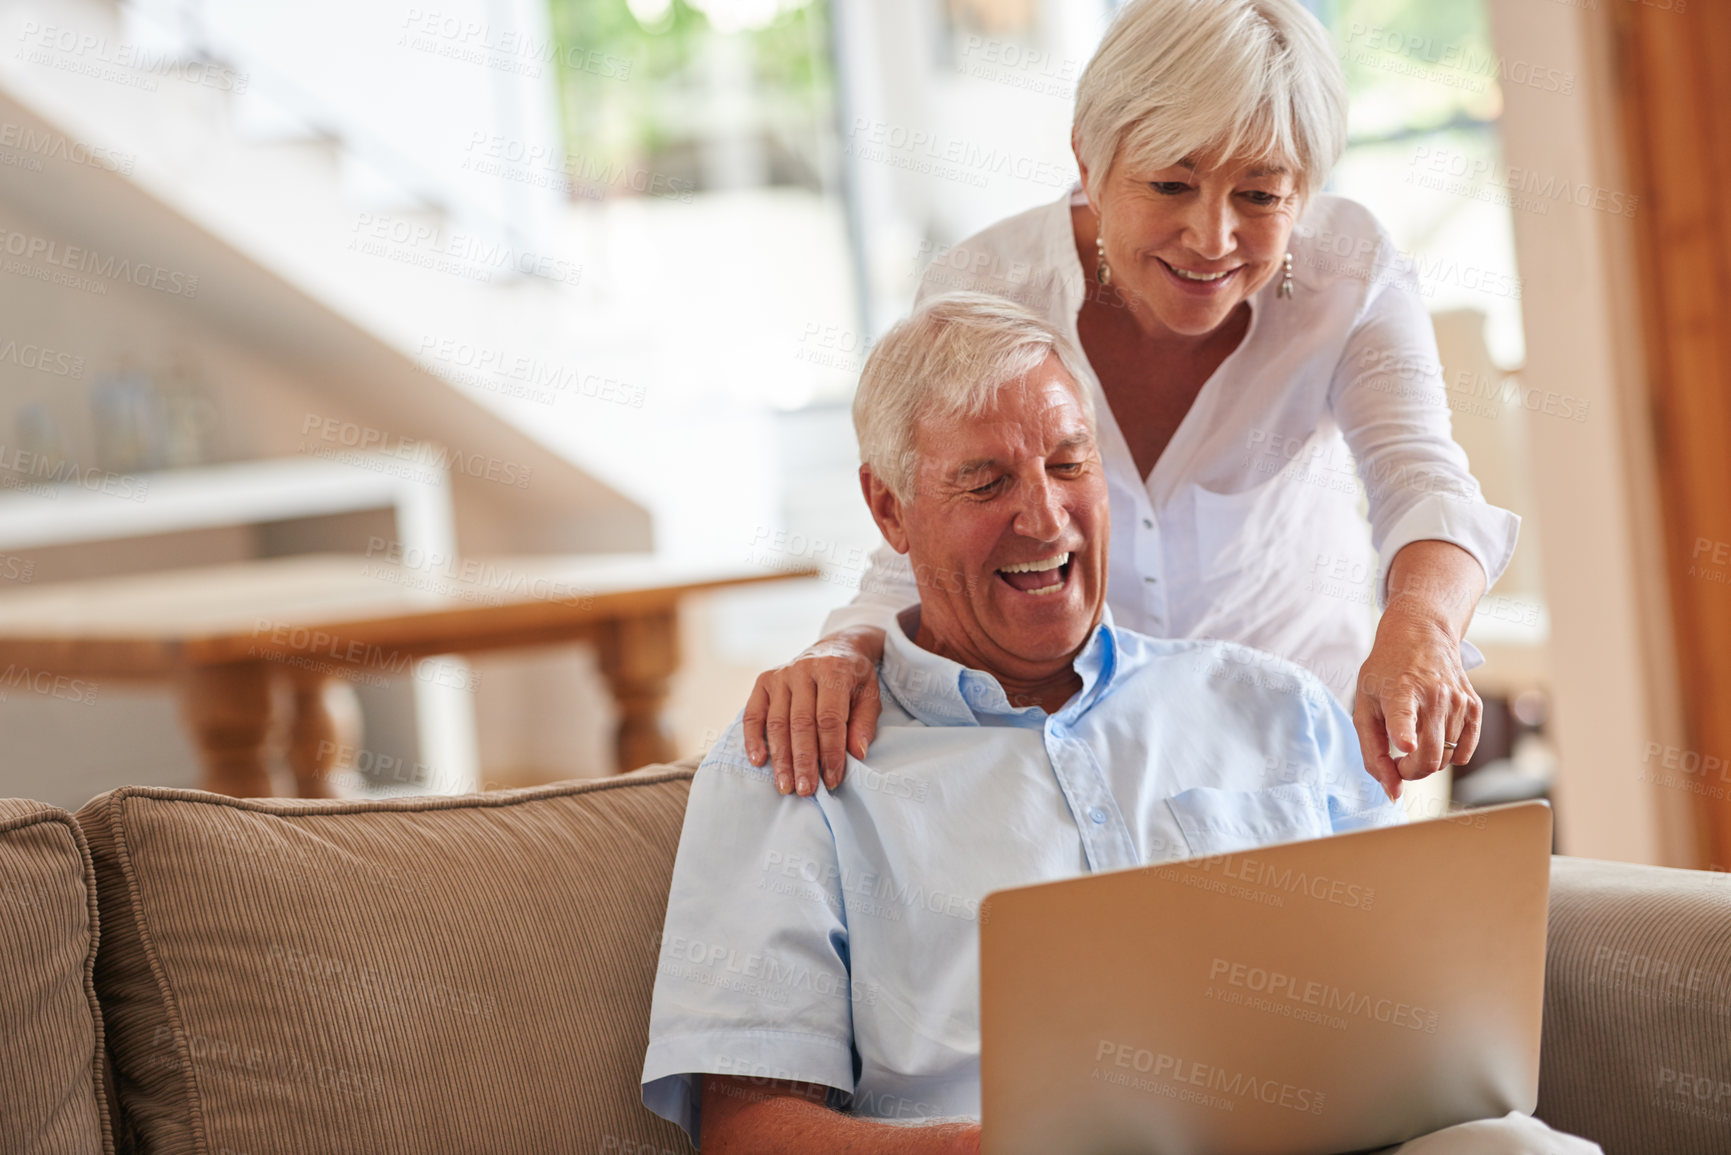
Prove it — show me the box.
[979,801,1552,1155]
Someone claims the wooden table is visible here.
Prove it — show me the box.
[0,553,814,797]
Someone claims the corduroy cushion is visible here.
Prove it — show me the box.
[76,765,698,1155]
[1537,856,1731,1155]
[0,798,111,1155]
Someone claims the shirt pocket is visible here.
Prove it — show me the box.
[1164,783,1333,858]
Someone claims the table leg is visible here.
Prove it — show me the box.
[179,662,275,797]
[599,609,678,773]
[285,672,362,798]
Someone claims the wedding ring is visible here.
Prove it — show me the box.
[1442,741,1459,751]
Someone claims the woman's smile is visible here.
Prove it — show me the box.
[1157,257,1242,293]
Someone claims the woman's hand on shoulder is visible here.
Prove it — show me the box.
[743,625,888,796]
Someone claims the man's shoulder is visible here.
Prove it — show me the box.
[694,712,964,780]
[1106,628,1335,710]
[1106,626,1262,670]
[692,713,776,791]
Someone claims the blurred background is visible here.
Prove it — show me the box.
[0,0,1718,870]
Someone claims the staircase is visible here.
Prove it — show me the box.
[0,0,866,561]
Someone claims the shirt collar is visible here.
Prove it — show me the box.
[880,603,1121,727]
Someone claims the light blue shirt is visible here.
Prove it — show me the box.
[641,609,1403,1144]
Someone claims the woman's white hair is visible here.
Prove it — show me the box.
[854,292,1093,502]
[1073,0,1346,207]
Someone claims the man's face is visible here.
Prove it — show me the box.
[865,354,1109,688]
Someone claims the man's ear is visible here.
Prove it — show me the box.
[860,466,911,555]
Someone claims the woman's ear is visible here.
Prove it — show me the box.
[860,465,912,555]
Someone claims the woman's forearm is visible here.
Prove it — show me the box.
[1349,540,1490,793]
[1381,539,1486,642]
[820,539,919,637]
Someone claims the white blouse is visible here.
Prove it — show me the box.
[824,189,1519,703]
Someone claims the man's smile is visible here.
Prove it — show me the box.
[996,552,1073,596]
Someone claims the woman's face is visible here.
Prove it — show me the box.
[1080,149,1301,340]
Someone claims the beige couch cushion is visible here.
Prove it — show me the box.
[0,798,110,1155]
[77,765,698,1155]
[1538,856,1731,1155]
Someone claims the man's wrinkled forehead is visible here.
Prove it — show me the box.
[911,377,1095,482]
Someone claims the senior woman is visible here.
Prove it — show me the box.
[749,0,1519,800]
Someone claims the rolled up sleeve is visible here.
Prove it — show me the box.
[641,723,858,1144]
[1327,262,1521,613]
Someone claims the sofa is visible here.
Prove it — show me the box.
[2,761,1728,1155]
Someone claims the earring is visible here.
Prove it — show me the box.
[1095,226,1111,286]
[1277,251,1294,299]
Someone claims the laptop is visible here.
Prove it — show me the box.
[978,801,1552,1155]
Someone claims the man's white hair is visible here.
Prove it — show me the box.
[1073,0,1346,207]
[854,292,1094,502]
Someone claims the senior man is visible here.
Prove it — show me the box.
[642,293,1598,1155]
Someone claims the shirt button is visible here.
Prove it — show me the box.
[1142,518,1154,529]
[1143,575,1157,584]
[1089,807,1108,824]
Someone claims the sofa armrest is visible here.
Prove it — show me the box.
[1537,856,1731,1154]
